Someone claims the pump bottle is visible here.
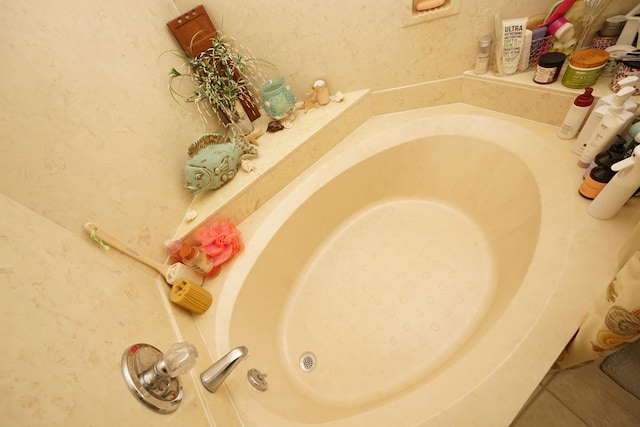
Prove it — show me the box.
[578,87,636,168]
[558,87,594,139]
[572,76,639,155]
[588,145,640,219]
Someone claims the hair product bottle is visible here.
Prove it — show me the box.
[558,87,594,139]
[572,76,639,155]
[588,145,640,219]
[578,87,636,168]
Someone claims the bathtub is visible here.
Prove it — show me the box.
[210,106,576,426]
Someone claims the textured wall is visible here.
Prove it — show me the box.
[0,0,636,250]
[0,1,638,425]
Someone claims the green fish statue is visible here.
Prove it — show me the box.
[184,132,258,194]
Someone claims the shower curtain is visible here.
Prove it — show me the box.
[553,224,640,370]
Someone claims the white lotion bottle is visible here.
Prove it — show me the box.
[578,87,636,168]
[474,35,492,75]
[588,145,640,219]
[558,87,594,139]
[572,76,639,155]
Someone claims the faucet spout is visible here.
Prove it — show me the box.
[200,346,249,392]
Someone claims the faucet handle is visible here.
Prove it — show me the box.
[161,342,199,377]
[122,342,198,414]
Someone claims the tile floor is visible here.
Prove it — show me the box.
[510,361,640,426]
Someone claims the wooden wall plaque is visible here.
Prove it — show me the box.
[167,5,261,121]
[167,5,216,57]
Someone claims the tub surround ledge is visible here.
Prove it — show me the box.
[174,89,371,243]
[171,79,639,427]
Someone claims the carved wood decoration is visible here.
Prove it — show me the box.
[167,5,261,121]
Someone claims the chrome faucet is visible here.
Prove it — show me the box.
[200,346,249,392]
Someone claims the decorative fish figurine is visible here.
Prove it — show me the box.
[184,132,258,194]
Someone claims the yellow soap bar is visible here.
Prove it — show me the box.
[416,0,446,11]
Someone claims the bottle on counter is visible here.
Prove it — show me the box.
[558,87,594,139]
[579,165,617,199]
[588,145,640,219]
[313,80,330,106]
[573,76,639,155]
[179,244,215,275]
[474,35,492,75]
[578,87,636,168]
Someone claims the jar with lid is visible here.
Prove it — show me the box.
[179,244,215,275]
[313,80,330,105]
[591,15,626,50]
[533,52,567,84]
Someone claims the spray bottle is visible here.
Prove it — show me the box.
[578,86,636,168]
[587,145,640,219]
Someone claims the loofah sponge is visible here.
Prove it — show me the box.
[170,279,213,314]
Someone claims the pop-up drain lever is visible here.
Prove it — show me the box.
[247,368,268,391]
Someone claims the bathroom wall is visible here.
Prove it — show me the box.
[176,0,637,96]
[0,0,638,425]
[177,0,554,96]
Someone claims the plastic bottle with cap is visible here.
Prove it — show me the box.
[588,145,640,219]
[578,87,636,168]
[558,87,594,139]
[474,35,492,75]
[313,80,330,106]
[179,244,215,275]
[572,76,639,155]
[579,136,627,199]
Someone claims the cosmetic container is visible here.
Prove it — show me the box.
[578,87,635,168]
[557,87,594,139]
[180,244,215,275]
[588,145,640,219]
[572,77,638,155]
[533,52,566,84]
[474,35,492,75]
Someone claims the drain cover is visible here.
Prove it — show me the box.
[299,352,316,372]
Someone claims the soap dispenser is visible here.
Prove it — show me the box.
[588,145,640,219]
[578,87,636,168]
[572,76,639,155]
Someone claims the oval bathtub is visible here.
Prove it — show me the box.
[213,111,572,426]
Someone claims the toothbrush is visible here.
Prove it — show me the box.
[84,222,204,286]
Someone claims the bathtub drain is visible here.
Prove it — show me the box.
[299,352,316,372]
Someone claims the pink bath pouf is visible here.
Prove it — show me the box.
[194,221,244,267]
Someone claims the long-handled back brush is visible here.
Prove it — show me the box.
[84,222,205,286]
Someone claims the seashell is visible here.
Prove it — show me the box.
[281,119,294,129]
[184,210,198,222]
[267,120,284,132]
[241,159,256,173]
[330,91,344,103]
